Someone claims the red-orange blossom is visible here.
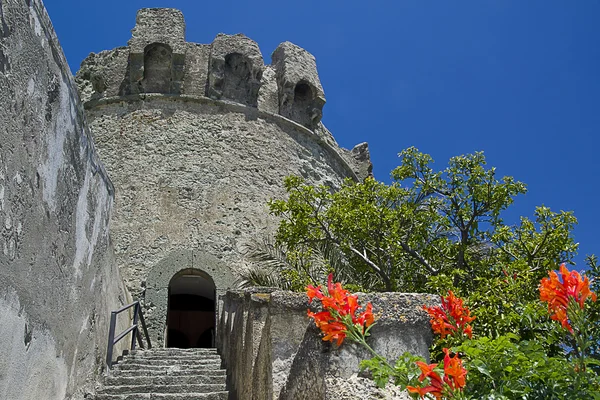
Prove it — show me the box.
[423,291,475,339]
[306,274,374,346]
[539,263,597,332]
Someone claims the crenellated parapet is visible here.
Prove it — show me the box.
[272,42,326,129]
[207,34,264,107]
[76,8,328,131]
[76,8,372,183]
[127,8,186,95]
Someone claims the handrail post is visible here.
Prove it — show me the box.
[106,311,117,370]
[138,309,152,349]
[131,302,140,351]
[105,300,152,371]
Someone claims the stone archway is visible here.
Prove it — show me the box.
[145,249,235,347]
[167,269,215,348]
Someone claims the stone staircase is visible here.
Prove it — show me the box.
[96,348,229,400]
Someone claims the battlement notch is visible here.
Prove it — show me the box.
[272,42,326,130]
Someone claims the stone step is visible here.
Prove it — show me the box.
[121,354,220,361]
[114,362,222,372]
[98,348,229,400]
[99,383,226,395]
[130,348,218,356]
[95,392,228,400]
[116,357,222,366]
[104,374,225,386]
[125,353,221,360]
[109,368,226,378]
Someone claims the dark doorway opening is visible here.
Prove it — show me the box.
[166,269,216,348]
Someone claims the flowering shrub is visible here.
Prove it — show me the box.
[307,273,374,347]
[306,265,600,399]
[307,277,468,399]
[539,263,597,332]
[424,291,475,339]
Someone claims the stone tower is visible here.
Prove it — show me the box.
[76,8,372,347]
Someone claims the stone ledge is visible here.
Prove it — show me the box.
[217,288,438,399]
[83,93,359,182]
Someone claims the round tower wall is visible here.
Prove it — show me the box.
[77,8,373,344]
[85,95,355,299]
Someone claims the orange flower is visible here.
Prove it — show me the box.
[539,264,597,332]
[442,348,467,391]
[407,384,443,399]
[415,361,439,381]
[408,351,467,398]
[306,284,324,303]
[354,302,374,329]
[408,362,444,399]
[320,320,347,346]
[424,291,475,339]
[306,274,375,345]
[463,325,472,339]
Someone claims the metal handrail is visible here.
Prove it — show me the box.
[105,301,152,371]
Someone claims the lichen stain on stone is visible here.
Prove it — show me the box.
[73,166,108,279]
[29,8,42,37]
[1,290,69,400]
[0,1,10,39]
[251,293,271,303]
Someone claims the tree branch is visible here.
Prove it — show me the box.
[349,246,393,291]
[397,240,438,275]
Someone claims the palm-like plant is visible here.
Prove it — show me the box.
[237,236,371,292]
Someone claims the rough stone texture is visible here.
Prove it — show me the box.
[347,142,374,180]
[0,0,130,399]
[218,289,437,399]
[324,375,410,400]
[207,34,264,107]
[128,9,186,95]
[257,65,279,114]
[183,43,210,97]
[83,96,355,300]
[76,47,129,102]
[272,42,326,129]
[128,9,186,54]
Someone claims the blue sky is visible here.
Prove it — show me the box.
[43,0,600,268]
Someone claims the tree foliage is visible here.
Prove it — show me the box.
[245,147,588,340]
[253,146,600,398]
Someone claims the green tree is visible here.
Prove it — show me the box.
[256,147,600,398]
[247,147,582,339]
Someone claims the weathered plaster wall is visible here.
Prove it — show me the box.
[218,289,437,400]
[0,1,129,398]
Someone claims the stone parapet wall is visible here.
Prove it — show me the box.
[77,10,327,128]
[217,288,438,400]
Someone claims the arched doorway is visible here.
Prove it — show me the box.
[166,269,216,348]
